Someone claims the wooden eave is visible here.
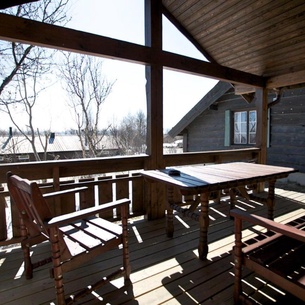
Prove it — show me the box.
[162,0,305,92]
[168,81,232,138]
[0,12,264,88]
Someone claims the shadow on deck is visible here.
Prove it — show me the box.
[1,183,305,305]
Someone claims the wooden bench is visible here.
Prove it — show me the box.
[230,209,305,304]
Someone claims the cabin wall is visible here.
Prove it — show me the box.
[185,88,305,173]
[185,90,255,151]
[268,87,305,173]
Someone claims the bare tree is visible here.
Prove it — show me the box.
[3,58,52,161]
[0,0,70,96]
[110,111,147,155]
[0,0,70,161]
[60,53,115,158]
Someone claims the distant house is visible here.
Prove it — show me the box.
[0,134,120,162]
[169,81,305,174]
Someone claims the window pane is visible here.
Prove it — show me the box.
[241,135,247,144]
[249,134,256,144]
[234,111,247,144]
[249,122,256,132]
[241,111,247,122]
[241,122,247,132]
[249,110,257,144]
[249,110,256,122]
[234,122,240,133]
[234,134,240,143]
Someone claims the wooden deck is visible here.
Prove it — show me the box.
[1,182,305,305]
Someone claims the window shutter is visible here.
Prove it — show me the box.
[224,110,231,146]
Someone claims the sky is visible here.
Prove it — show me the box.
[2,0,217,133]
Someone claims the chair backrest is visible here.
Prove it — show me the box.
[7,172,52,237]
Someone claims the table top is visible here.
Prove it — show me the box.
[142,162,297,195]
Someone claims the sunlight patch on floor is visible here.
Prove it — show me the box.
[132,225,143,243]
[175,215,190,228]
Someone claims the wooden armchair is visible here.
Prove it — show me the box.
[7,172,131,305]
[230,208,305,304]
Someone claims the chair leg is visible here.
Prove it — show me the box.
[49,227,66,305]
[233,218,243,305]
[19,215,33,279]
[121,204,131,282]
[21,241,33,279]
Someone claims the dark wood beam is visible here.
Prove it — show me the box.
[255,88,268,166]
[0,0,39,9]
[267,70,305,89]
[160,51,265,87]
[144,0,165,219]
[145,0,164,167]
[0,12,265,87]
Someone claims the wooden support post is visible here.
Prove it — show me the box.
[256,87,268,192]
[256,87,268,164]
[144,0,165,219]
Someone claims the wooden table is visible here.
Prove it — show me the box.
[142,162,297,260]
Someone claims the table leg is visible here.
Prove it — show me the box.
[229,188,238,220]
[198,192,209,260]
[229,188,238,210]
[166,185,174,238]
[267,180,276,220]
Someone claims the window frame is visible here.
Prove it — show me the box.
[233,109,257,145]
[224,109,257,147]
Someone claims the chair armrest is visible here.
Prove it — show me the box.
[45,198,130,227]
[43,187,88,198]
[230,208,305,243]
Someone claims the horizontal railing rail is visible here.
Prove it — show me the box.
[0,148,260,245]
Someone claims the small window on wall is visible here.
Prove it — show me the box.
[234,110,257,144]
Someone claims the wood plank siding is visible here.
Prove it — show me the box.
[1,183,305,304]
[268,87,305,171]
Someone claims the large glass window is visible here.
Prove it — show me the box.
[234,110,256,144]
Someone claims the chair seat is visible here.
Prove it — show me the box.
[231,209,305,304]
[246,235,305,284]
[60,216,122,256]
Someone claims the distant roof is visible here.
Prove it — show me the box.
[0,134,117,155]
[168,81,232,138]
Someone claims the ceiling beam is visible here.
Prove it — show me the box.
[266,70,305,89]
[160,51,264,87]
[235,70,305,94]
[0,0,39,9]
[0,12,265,88]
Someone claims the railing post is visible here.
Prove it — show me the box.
[52,166,61,216]
[0,188,7,241]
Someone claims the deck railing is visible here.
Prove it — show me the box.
[0,147,260,245]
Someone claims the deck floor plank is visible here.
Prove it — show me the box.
[1,184,305,304]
